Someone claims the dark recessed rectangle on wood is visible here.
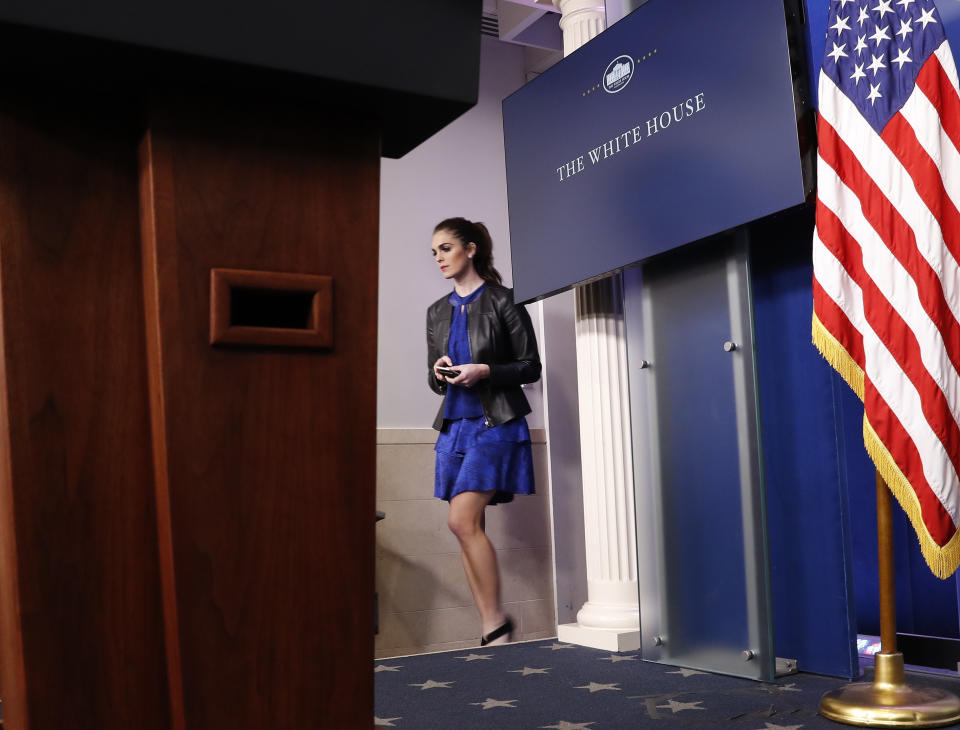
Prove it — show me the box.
[210,268,332,348]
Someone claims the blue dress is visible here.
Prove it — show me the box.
[434,285,535,505]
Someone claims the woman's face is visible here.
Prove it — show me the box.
[431,229,475,280]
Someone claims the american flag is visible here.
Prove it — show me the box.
[812,0,960,577]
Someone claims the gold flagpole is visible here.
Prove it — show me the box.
[819,471,960,727]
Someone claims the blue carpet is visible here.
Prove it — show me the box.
[375,639,960,729]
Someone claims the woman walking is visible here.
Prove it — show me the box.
[426,217,541,647]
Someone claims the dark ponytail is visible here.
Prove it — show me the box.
[434,217,503,286]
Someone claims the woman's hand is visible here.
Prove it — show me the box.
[433,355,454,381]
[447,363,490,388]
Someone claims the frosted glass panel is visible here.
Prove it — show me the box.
[626,235,773,681]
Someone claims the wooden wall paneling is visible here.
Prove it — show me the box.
[139,124,188,730]
[0,134,28,730]
[139,98,379,729]
[0,93,171,730]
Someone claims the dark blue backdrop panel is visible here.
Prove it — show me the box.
[502,0,806,303]
[750,208,859,679]
[944,3,960,48]
[802,0,829,109]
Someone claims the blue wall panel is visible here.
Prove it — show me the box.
[751,206,960,677]
[799,0,960,647]
[750,208,859,678]
[839,374,960,640]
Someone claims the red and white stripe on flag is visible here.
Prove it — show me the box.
[812,0,960,578]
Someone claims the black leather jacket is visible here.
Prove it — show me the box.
[426,283,541,430]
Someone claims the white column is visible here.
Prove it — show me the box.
[553,0,606,58]
[552,0,641,653]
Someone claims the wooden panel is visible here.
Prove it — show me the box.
[140,98,378,729]
[0,93,170,729]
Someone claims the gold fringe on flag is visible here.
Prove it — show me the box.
[811,313,864,400]
[863,420,960,579]
[812,313,960,579]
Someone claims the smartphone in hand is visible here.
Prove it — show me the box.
[436,366,461,378]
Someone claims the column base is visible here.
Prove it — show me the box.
[557,622,642,652]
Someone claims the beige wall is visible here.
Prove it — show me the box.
[374,35,560,659]
[375,428,556,658]
[377,35,543,431]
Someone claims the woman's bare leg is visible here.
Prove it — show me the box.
[458,511,484,617]
[448,490,510,644]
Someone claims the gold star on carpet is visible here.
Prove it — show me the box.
[666,668,707,677]
[575,682,621,693]
[374,664,402,673]
[757,723,804,730]
[509,666,551,676]
[776,683,803,692]
[408,679,454,690]
[540,722,596,729]
[470,697,518,710]
[456,653,493,662]
[599,654,637,663]
[657,699,706,713]
[542,642,577,650]
[374,717,401,727]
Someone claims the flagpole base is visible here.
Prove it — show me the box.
[819,653,960,727]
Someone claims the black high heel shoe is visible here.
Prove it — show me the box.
[480,617,514,646]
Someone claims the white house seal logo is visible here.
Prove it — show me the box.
[602,55,634,94]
